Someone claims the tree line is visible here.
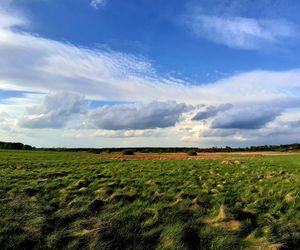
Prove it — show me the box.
[0,141,34,150]
[81,144,300,154]
[1,141,300,153]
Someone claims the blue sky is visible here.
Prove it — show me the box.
[1,0,300,147]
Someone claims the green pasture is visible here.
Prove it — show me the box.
[0,150,299,249]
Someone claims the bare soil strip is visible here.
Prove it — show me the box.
[89,151,298,160]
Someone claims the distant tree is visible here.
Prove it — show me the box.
[11,143,24,150]
[22,144,33,150]
[88,149,101,154]
[122,149,135,155]
[57,148,66,152]
[187,150,198,156]
[225,146,232,152]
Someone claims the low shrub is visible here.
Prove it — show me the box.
[187,150,198,156]
[122,149,135,155]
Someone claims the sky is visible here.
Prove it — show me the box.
[1,0,300,148]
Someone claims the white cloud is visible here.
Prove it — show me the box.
[0,8,26,29]
[65,129,164,139]
[90,0,107,9]
[0,11,190,103]
[18,92,85,129]
[0,111,8,117]
[184,15,298,50]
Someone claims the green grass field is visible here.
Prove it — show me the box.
[0,150,299,250]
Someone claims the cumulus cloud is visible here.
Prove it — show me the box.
[192,103,232,120]
[211,105,282,129]
[90,0,107,9]
[184,14,298,50]
[89,101,190,130]
[19,92,85,129]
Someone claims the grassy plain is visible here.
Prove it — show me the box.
[0,150,299,249]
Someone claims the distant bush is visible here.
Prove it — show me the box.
[122,149,135,155]
[88,149,101,154]
[187,150,198,156]
[22,144,33,150]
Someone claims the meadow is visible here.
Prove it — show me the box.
[0,150,299,250]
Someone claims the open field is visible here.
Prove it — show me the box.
[0,150,299,249]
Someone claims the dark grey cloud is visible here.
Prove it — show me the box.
[211,106,282,129]
[89,101,190,130]
[19,92,85,129]
[192,103,232,120]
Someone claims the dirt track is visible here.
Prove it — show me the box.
[90,151,297,160]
